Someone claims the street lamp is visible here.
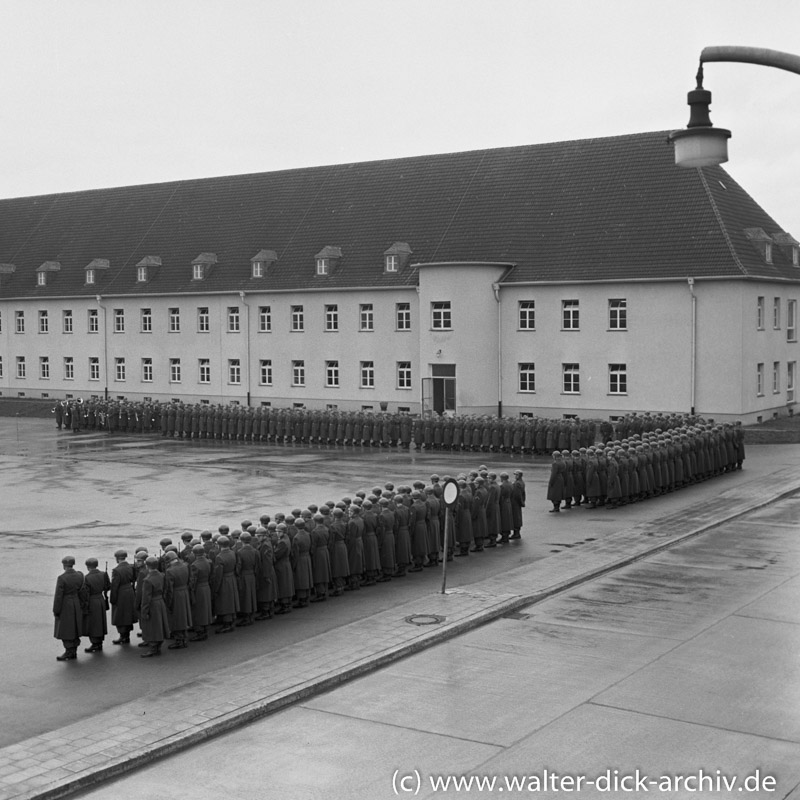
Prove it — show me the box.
[670,46,800,168]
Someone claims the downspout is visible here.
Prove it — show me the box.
[96,295,108,401]
[492,283,502,417]
[688,278,696,414]
[239,291,251,407]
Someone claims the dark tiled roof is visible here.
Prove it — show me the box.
[1,131,797,298]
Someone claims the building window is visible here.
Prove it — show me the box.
[756,362,764,396]
[292,360,305,386]
[38,310,49,333]
[325,360,339,388]
[252,261,264,278]
[39,356,50,380]
[63,357,74,380]
[518,362,536,392]
[431,301,452,330]
[316,258,329,276]
[396,302,411,331]
[609,299,627,330]
[360,304,374,331]
[258,306,271,333]
[325,304,339,332]
[773,298,781,330]
[385,254,398,273]
[773,362,781,394]
[788,300,798,342]
[397,361,411,389]
[89,357,100,381]
[37,271,47,287]
[228,359,241,385]
[0,310,2,333]
[115,357,126,382]
[757,296,765,329]
[609,363,627,394]
[0,356,3,378]
[563,363,580,394]
[170,359,182,383]
[85,269,95,285]
[259,359,273,386]
[197,307,209,333]
[518,301,535,330]
[113,308,125,333]
[360,361,375,388]
[142,358,153,383]
[88,309,99,333]
[291,305,304,332]
[788,361,797,403]
[16,356,26,379]
[15,310,24,333]
[62,310,73,334]
[192,263,205,281]
[137,266,148,283]
[227,306,240,333]
[169,308,181,333]
[140,308,152,333]
[562,300,580,330]
[196,358,210,384]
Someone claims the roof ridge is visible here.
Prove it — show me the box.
[698,169,747,276]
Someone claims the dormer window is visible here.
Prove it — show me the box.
[772,232,800,267]
[314,246,342,276]
[36,260,61,287]
[744,228,774,264]
[136,256,161,283]
[383,242,412,273]
[84,258,109,286]
[191,253,217,281]
[250,249,277,279]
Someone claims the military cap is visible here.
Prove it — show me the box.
[181,532,193,542]
[159,538,173,547]
[135,545,149,554]
[499,472,509,479]
[267,521,278,530]
[313,513,324,522]
[240,531,252,542]
[291,508,302,517]
[393,494,405,503]
[307,504,318,513]
[240,520,252,530]
[259,515,270,525]
[514,469,523,475]
[114,549,128,559]
[285,515,295,525]
[145,556,159,567]
[200,531,212,540]
[217,536,231,547]
[61,555,75,566]
[475,477,485,485]
[371,487,383,496]
[352,496,363,506]
[164,551,178,562]
[165,544,179,553]
[354,490,366,499]
[362,499,373,509]
[85,557,99,568]
[384,482,395,491]
[430,474,440,482]
[135,550,148,561]
[332,508,345,517]
[218,525,230,534]
[378,497,389,506]
[192,544,205,555]
[413,480,426,489]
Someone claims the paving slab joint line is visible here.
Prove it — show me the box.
[11,473,800,800]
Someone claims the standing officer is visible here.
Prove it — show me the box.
[110,549,136,645]
[189,544,213,640]
[211,537,239,633]
[510,470,526,540]
[82,557,110,653]
[53,555,86,661]
[139,556,171,658]
[164,551,192,649]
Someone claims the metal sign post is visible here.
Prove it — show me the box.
[440,479,459,594]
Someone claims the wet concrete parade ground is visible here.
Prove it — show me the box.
[1,417,799,799]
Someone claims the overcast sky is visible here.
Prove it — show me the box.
[2,0,799,234]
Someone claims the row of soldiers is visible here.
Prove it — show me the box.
[53,469,527,660]
[54,397,702,455]
[546,421,745,511]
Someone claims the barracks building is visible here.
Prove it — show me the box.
[0,131,798,424]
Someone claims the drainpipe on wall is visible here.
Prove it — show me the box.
[239,291,251,407]
[688,278,696,414]
[492,282,502,417]
[96,295,108,401]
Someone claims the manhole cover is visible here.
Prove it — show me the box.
[404,614,446,626]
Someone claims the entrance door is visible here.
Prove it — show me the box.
[430,364,456,415]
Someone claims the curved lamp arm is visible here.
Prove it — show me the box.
[700,46,800,77]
